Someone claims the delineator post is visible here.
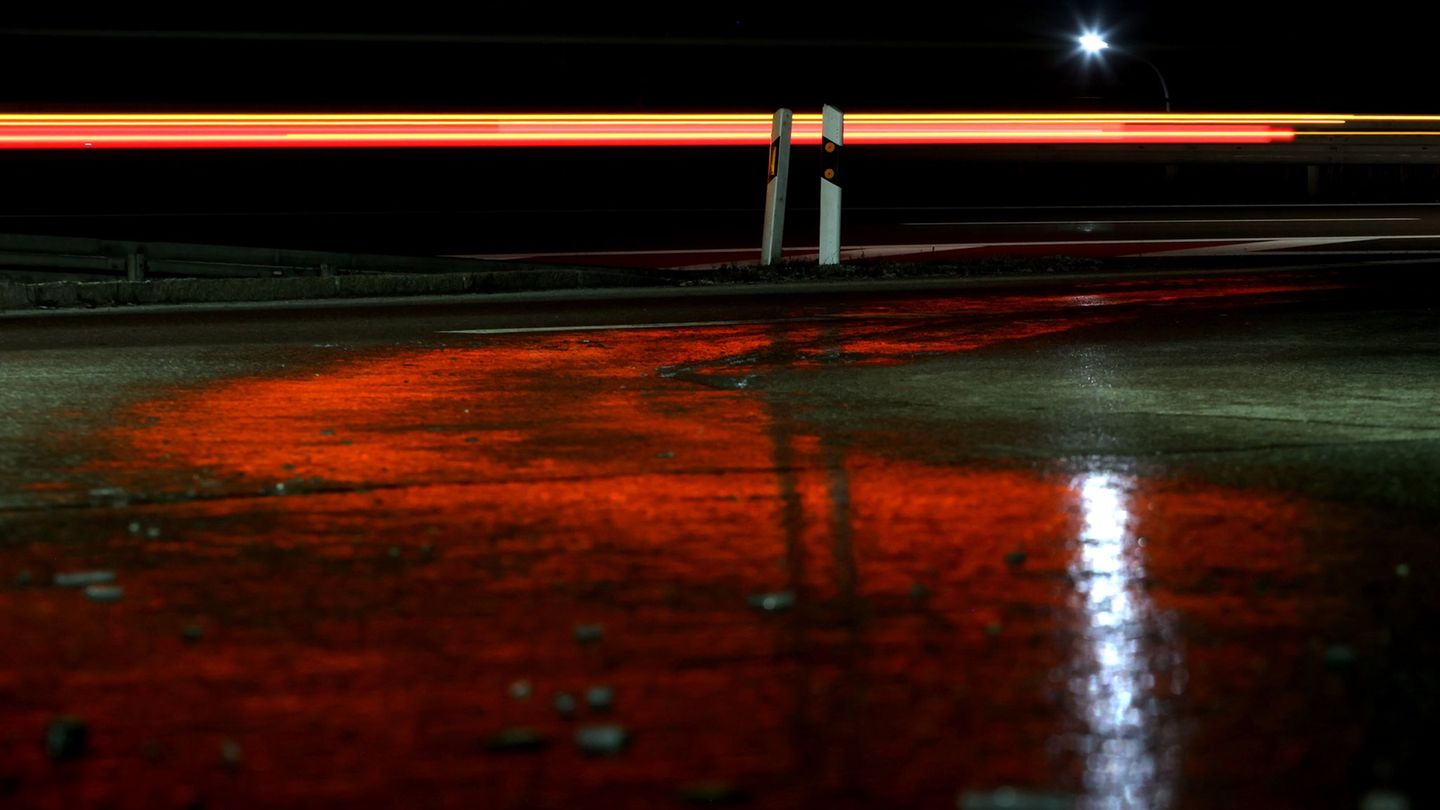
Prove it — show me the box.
[760,109,793,266]
[819,105,843,266]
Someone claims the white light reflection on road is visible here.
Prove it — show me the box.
[1071,472,1174,809]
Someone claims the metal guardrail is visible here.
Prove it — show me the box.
[0,233,560,281]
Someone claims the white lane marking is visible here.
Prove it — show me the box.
[444,311,990,336]
[443,318,802,335]
[1233,249,1440,255]
[1139,233,1440,256]
[858,202,1440,210]
[454,247,759,260]
[452,238,1249,263]
[902,217,1420,226]
[451,234,1440,266]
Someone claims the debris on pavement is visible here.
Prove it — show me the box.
[746,591,796,612]
[1324,644,1358,667]
[86,487,129,506]
[678,780,749,805]
[83,584,124,603]
[1360,790,1411,810]
[220,738,242,769]
[487,727,550,753]
[53,571,116,588]
[44,717,88,762]
[584,685,615,712]
[574,724,628,756]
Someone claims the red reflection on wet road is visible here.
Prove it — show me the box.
[0,280,1369,809]
[85,280,1323,492]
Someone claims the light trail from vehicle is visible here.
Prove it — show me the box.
[1,112,1437,149]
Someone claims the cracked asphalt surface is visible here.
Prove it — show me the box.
[1,267,1437,809]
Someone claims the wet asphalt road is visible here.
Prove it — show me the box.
[1,265,1438,809]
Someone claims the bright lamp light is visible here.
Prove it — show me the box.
[1079,33,1109,54]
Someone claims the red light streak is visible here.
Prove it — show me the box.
[0,114,1303,149]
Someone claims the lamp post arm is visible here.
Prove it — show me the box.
[1131,54,1172,112]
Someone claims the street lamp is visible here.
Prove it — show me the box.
[1079,33,1109,55]
[1077,31,1172,112]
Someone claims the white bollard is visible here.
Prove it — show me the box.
[760,109,793,266]
[818,104,843,266]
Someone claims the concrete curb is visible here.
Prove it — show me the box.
[0,268,674,311]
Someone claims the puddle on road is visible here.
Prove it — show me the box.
[0,277,1422,809]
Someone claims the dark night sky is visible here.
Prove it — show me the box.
[3,3,1437,241]
[1,4,1436,113]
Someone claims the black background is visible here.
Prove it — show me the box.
[2,4,1436,253]
[3,4,1434,113]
